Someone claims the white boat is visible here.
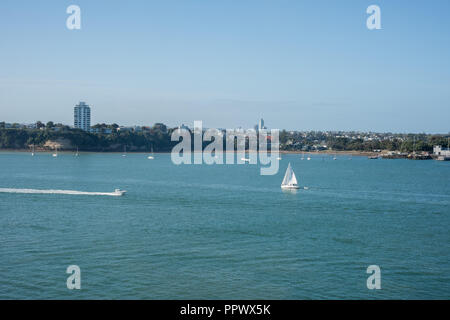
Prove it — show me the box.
[301,153,305,160]
[148,145,154,159]
[52,146,58,157]
[241,157,250,162]
[281,163,300,189]
[75,147,79,157]
[31,144,35,156]
[113,189,127,196]
[122,145,127,157]
[307,156,311,161]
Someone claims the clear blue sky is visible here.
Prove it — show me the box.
[1,0,449,132]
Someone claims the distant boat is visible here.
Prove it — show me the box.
[368,155,379,159]
[52,146,58,157]
[148,145,154,159]
[122,145,127,157]
[31,144,35,156]
[301,153,305,160]
[75,147,79,157]
[333,154,337,160]
[113,189,127,196]
[281,163,300,189]
[307,156,311,161]
[241,157,250,162]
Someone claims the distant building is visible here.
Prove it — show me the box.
[117,126,133,132]
[433,145,450,158]
[74,102,91,131]
[255,118,267,131]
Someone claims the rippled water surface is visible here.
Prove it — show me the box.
[0,152,449,299]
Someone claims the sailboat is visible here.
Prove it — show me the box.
[281,163,300,189]
[122,145,127,157]
[301,152,305,160]
[333,154,337,160]
[52,145,58,157]
[307,155,311,161]
[148,145,154,159]
[75,147,79,157]
[31,144,35,156]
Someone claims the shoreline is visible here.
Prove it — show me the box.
[0,149,377,156]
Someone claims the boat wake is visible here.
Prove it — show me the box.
[0,188,126,197]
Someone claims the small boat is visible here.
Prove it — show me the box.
[75,147,79,157]
[148,145,154,159]
[113,189,127,196]
[31,144,35,156]
[368,155,379,159]
[301,153,305,160]
[281,163,300,189]
[333,154,337,160]
[122,145,127,157]
[241,157,250,162]
[307,156,311,161]
[52,146,58,157]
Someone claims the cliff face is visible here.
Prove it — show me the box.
[43,139,73,150]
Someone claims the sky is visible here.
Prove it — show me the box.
[0,0,449,133]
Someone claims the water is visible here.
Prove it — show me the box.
[0,152,449,299]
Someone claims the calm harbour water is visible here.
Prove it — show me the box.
[0,151,449,299]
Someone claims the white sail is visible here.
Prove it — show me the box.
[281,163,299,188]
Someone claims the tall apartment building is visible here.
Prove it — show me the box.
[74,102,91,131]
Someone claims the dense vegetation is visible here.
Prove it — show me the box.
[0,124,175,152]
[279,130,448,153]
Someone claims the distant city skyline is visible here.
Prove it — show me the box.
[1,1,449,133]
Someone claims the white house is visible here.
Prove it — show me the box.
[433,145,450,157]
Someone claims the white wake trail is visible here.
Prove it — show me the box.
[0,188,125,197]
